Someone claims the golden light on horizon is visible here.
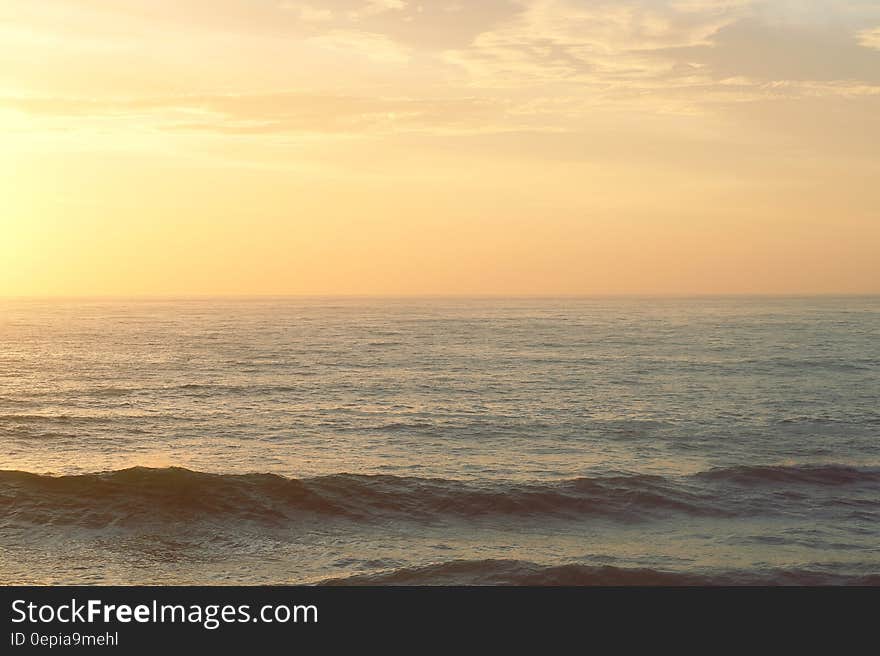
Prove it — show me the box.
[2,0,879,296]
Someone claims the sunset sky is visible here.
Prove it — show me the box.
[2,0,879,296]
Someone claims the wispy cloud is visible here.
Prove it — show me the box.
[277,2,336,23]
[2,0,880,129]
[0,92,538,136]
[438,0,880,114]
[859,26,880,49]
[443,0,750,86]
[305,29,412,62]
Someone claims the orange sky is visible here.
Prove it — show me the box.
[2,1,879,296]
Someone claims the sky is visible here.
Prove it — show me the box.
[2,0,879,296]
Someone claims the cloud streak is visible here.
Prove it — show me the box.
[0,92,531,136]
[859,26,880,49]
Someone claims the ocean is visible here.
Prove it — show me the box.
[1,297,878,585]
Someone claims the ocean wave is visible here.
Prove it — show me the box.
[696,464,880,486]
[0,468,333,528]
[1,464,877,530]
[0,414,116,425]
[319,558,880,586]
[0,467,712,528]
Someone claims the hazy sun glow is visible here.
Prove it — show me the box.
[2,0,879,296]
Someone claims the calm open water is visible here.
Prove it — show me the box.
[1,297,878,584]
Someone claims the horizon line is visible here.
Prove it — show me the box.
[2,292,879,301]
